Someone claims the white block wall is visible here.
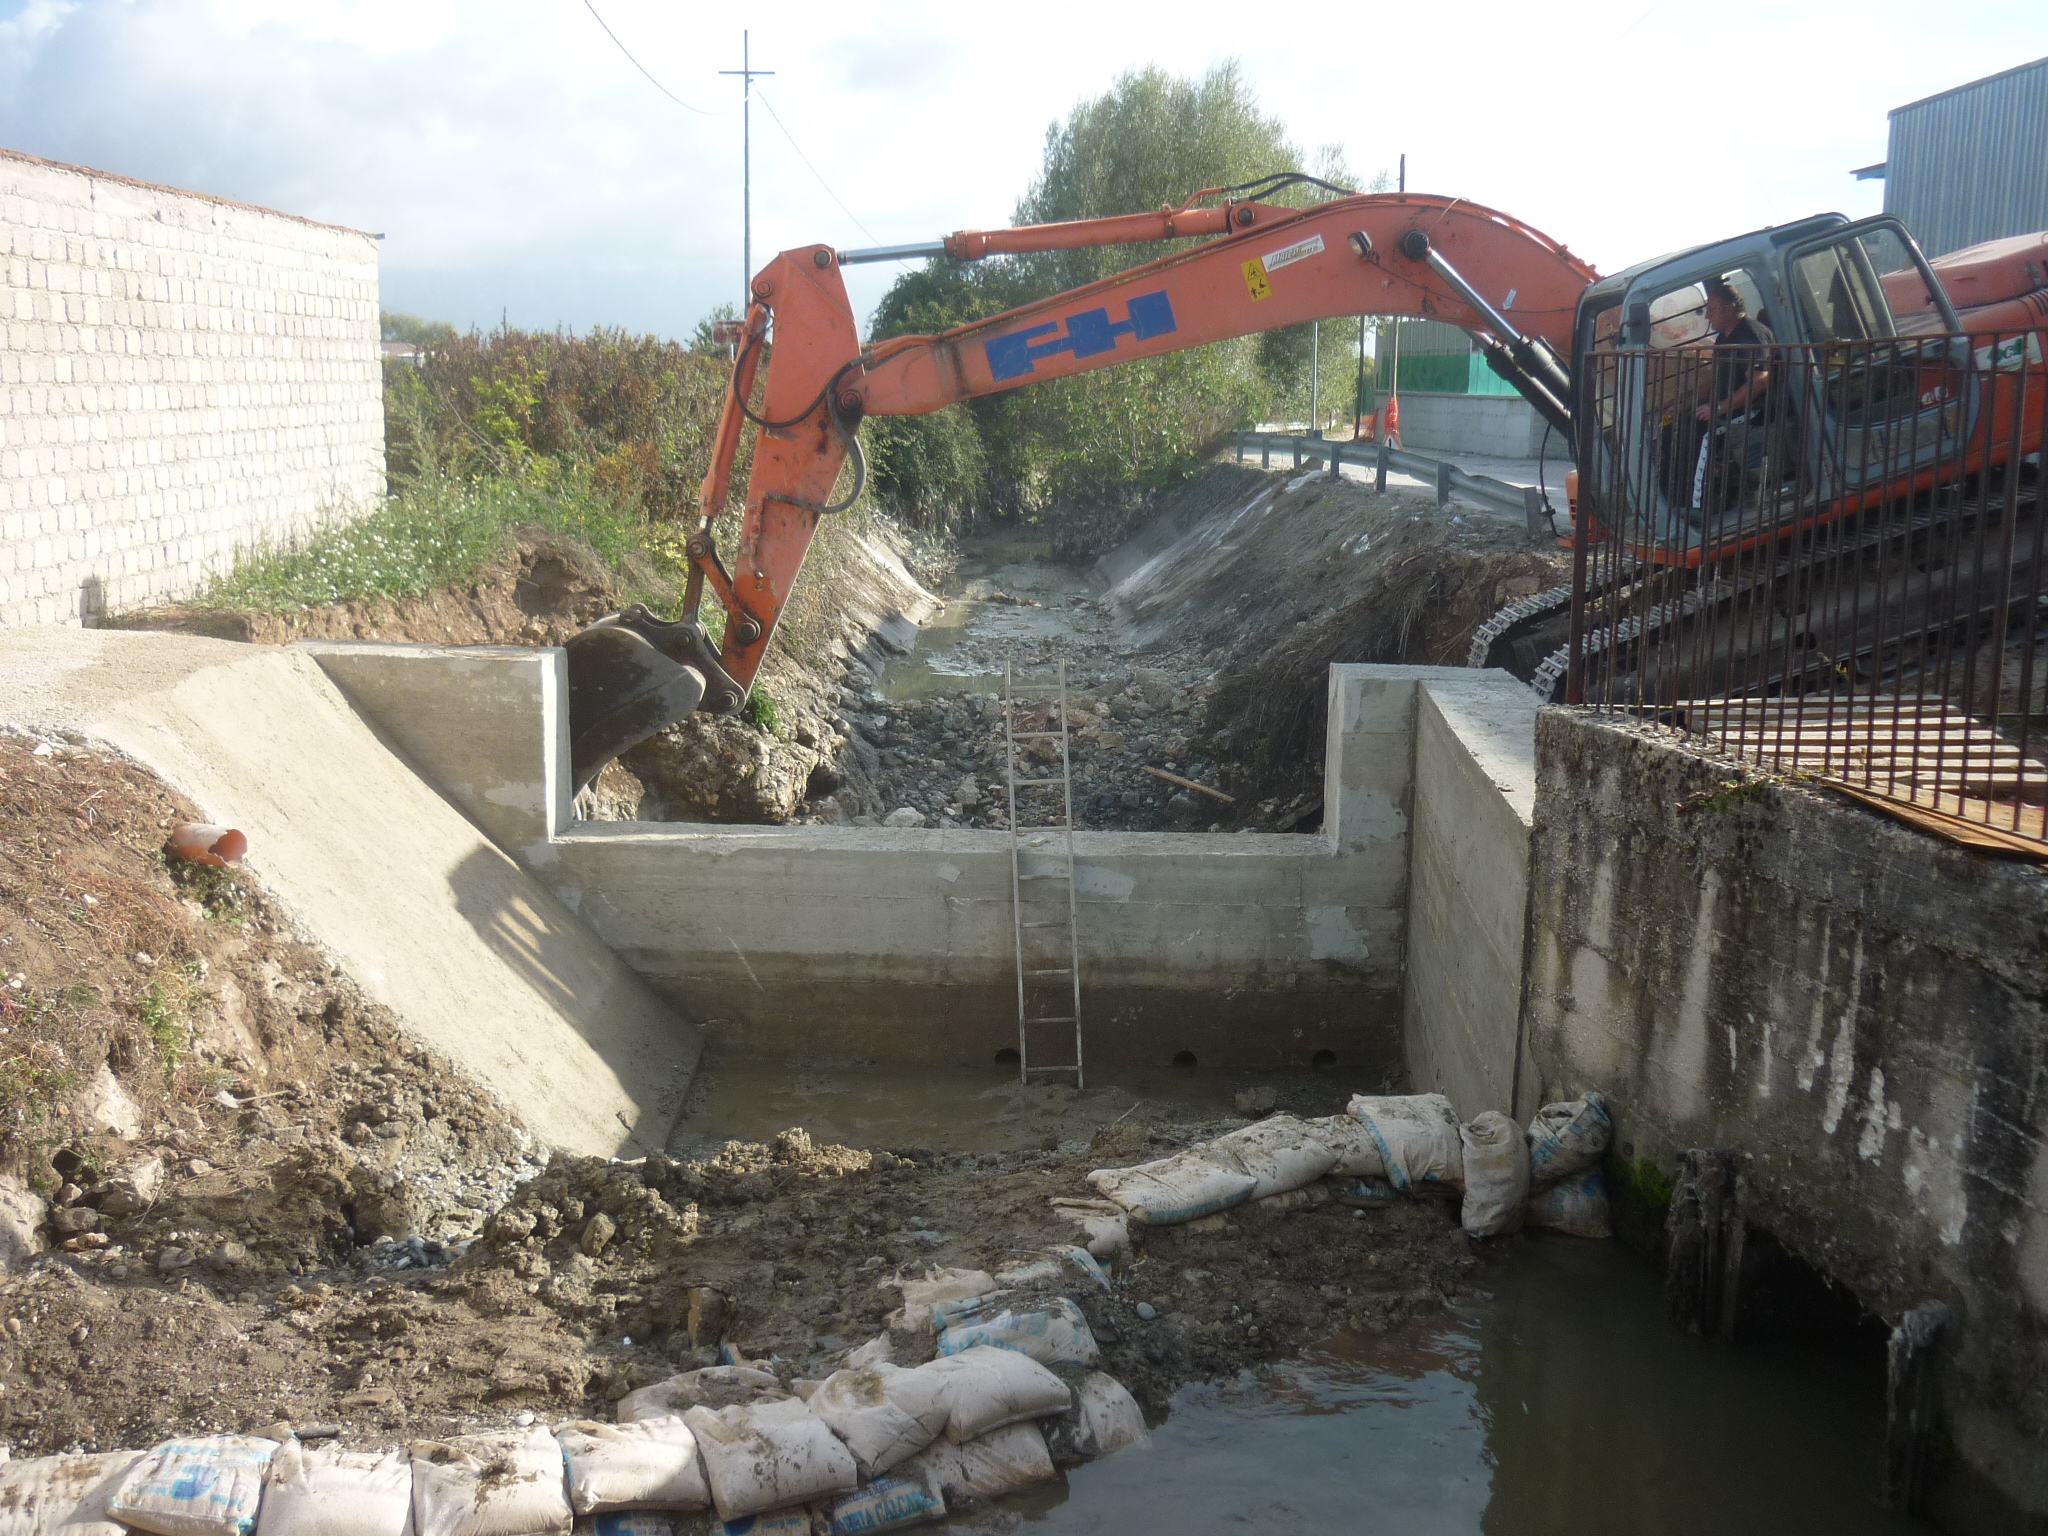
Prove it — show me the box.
[0,148,384,626]
[1387,392,1551,459]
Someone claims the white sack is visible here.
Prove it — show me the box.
[0,1451,142,1536]
[1205,1115,1339,1198]
[935,1297,1098,1367]
[617,1368,786,1424]
[1086,1149,1255,1226]
[1526,1092,1613,1189]
[898,1423,1053,1504]
[1347,1094,1464,1193]
[110,1437,279,1536]
[573,1517,675,1536]
[896,1270,995,1314]
[558,1418,710,1513]
[1305,1114,1386,1178]
[825,1471,945,1534]
[706,1512,811,1536]
[807,1362,949,1478]
[257,1442,412,1536]
[915,1344,1071,1442]
[1043,1373,1146,1465]
[1459,1110,1531,1237]
[1527,1165,1614,1238]
[410,1428,573,1536]
[684,1398,857,1522]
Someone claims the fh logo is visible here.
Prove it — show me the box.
[983,291,1177,382]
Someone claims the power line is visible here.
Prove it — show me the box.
[755,85,880,244]
[579,0,715,115]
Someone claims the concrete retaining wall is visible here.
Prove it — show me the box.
[1520,710,2048,1531]
[1388,391,1549,458]
[1402,677,1539,1119]
[0,148,385,627]
[307,645,1545,1076]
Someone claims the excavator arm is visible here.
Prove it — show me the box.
[565,192,1599,788]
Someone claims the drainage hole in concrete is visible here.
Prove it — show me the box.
[994,1047,1021,1066]
[1311,1049,1337,1067]
[1172,1050,1198,1068]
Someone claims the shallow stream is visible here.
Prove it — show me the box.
[1003,1236,1925,1535]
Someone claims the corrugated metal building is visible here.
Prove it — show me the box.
[1880,56,2048,257]
[1373,318,1517,396]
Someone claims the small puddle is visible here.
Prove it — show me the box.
[998,1237,1926,1535]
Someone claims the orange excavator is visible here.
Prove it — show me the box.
[565,180,2047,785]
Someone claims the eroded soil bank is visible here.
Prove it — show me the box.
[0,734,1474,1464]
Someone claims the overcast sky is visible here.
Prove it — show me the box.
[2,0,2042,340]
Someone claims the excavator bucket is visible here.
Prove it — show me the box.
[563,610,709,792]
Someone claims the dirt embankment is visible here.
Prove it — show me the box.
[0,737,1478,1458]
[847,464,1569,832]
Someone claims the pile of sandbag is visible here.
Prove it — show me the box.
[1085,1091,1615,1240]
[0,1335,1148,1536]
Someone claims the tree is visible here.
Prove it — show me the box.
[380,311,456,346]
[865,63,1369,529]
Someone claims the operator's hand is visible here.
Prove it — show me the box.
[1695,401,1714,424]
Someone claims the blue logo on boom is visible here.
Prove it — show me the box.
[983,291,1177,382]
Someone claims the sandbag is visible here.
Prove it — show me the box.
[410,1428,573,1536]
[1087,1149,1255,1226]
[897,1270,995,1314]
[0,1451,142,1536]
[559,1418,711,1513]
[617,1368,788,1424]
[1204,1114,1339,1198]
[1526,1092,1613,1189]
[1304,1115,1385,1178]
[256,1442,412,1536]
[684,1399,857,1522]
[805,1364,948,1478]
[915,1345,1071,1441]
[1050,1201,1131,1259]
[935,1297,1098,1367]
[574,1517,675,1536]
[824,1472,945,1534]
[1348,1094,1463,1193]
[706,1513,812,1536]
[898,1423,1053,1504]
[111,1437,279,1536]
[1459,1110,1530,1237]
[1042,1373,1145,1466]
[1527,1165,1614,1238]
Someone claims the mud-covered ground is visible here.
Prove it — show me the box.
[0,735,1479,1460]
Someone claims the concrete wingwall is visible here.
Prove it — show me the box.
[0,148,385,627]
[0,628,698,1159]
[1519,711,2048,1531]
[1402,677,1539,1120]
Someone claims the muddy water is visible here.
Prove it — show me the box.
[877,529,1101,701]
[1004,1237,1927,1535]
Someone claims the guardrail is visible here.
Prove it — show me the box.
[1230,430,1553,538]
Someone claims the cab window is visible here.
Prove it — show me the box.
[1791,237,1895,342]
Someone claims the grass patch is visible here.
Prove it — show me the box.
[194,471,682,613]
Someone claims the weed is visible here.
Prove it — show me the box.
[138,984,188,1078]
[171,860,247,924]
[743,687,783,737]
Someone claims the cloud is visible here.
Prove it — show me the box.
[1,0,2041,338]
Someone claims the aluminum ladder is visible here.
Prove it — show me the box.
[1001,656,1083,1088]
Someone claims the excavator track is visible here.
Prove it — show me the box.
[1471,472,2043,705]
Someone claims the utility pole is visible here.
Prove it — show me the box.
[1384,152,1406,447]
[720,31,773,312]
[1309,320,1320,434]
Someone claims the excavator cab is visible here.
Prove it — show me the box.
[1574,213,1966,563]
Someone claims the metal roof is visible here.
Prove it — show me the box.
[1884,56,2048,258]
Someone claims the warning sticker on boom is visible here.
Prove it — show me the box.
[1261,233,1325,272]
[1241,257,1272,301]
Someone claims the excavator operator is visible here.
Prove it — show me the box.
[1691,277,1775,513]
